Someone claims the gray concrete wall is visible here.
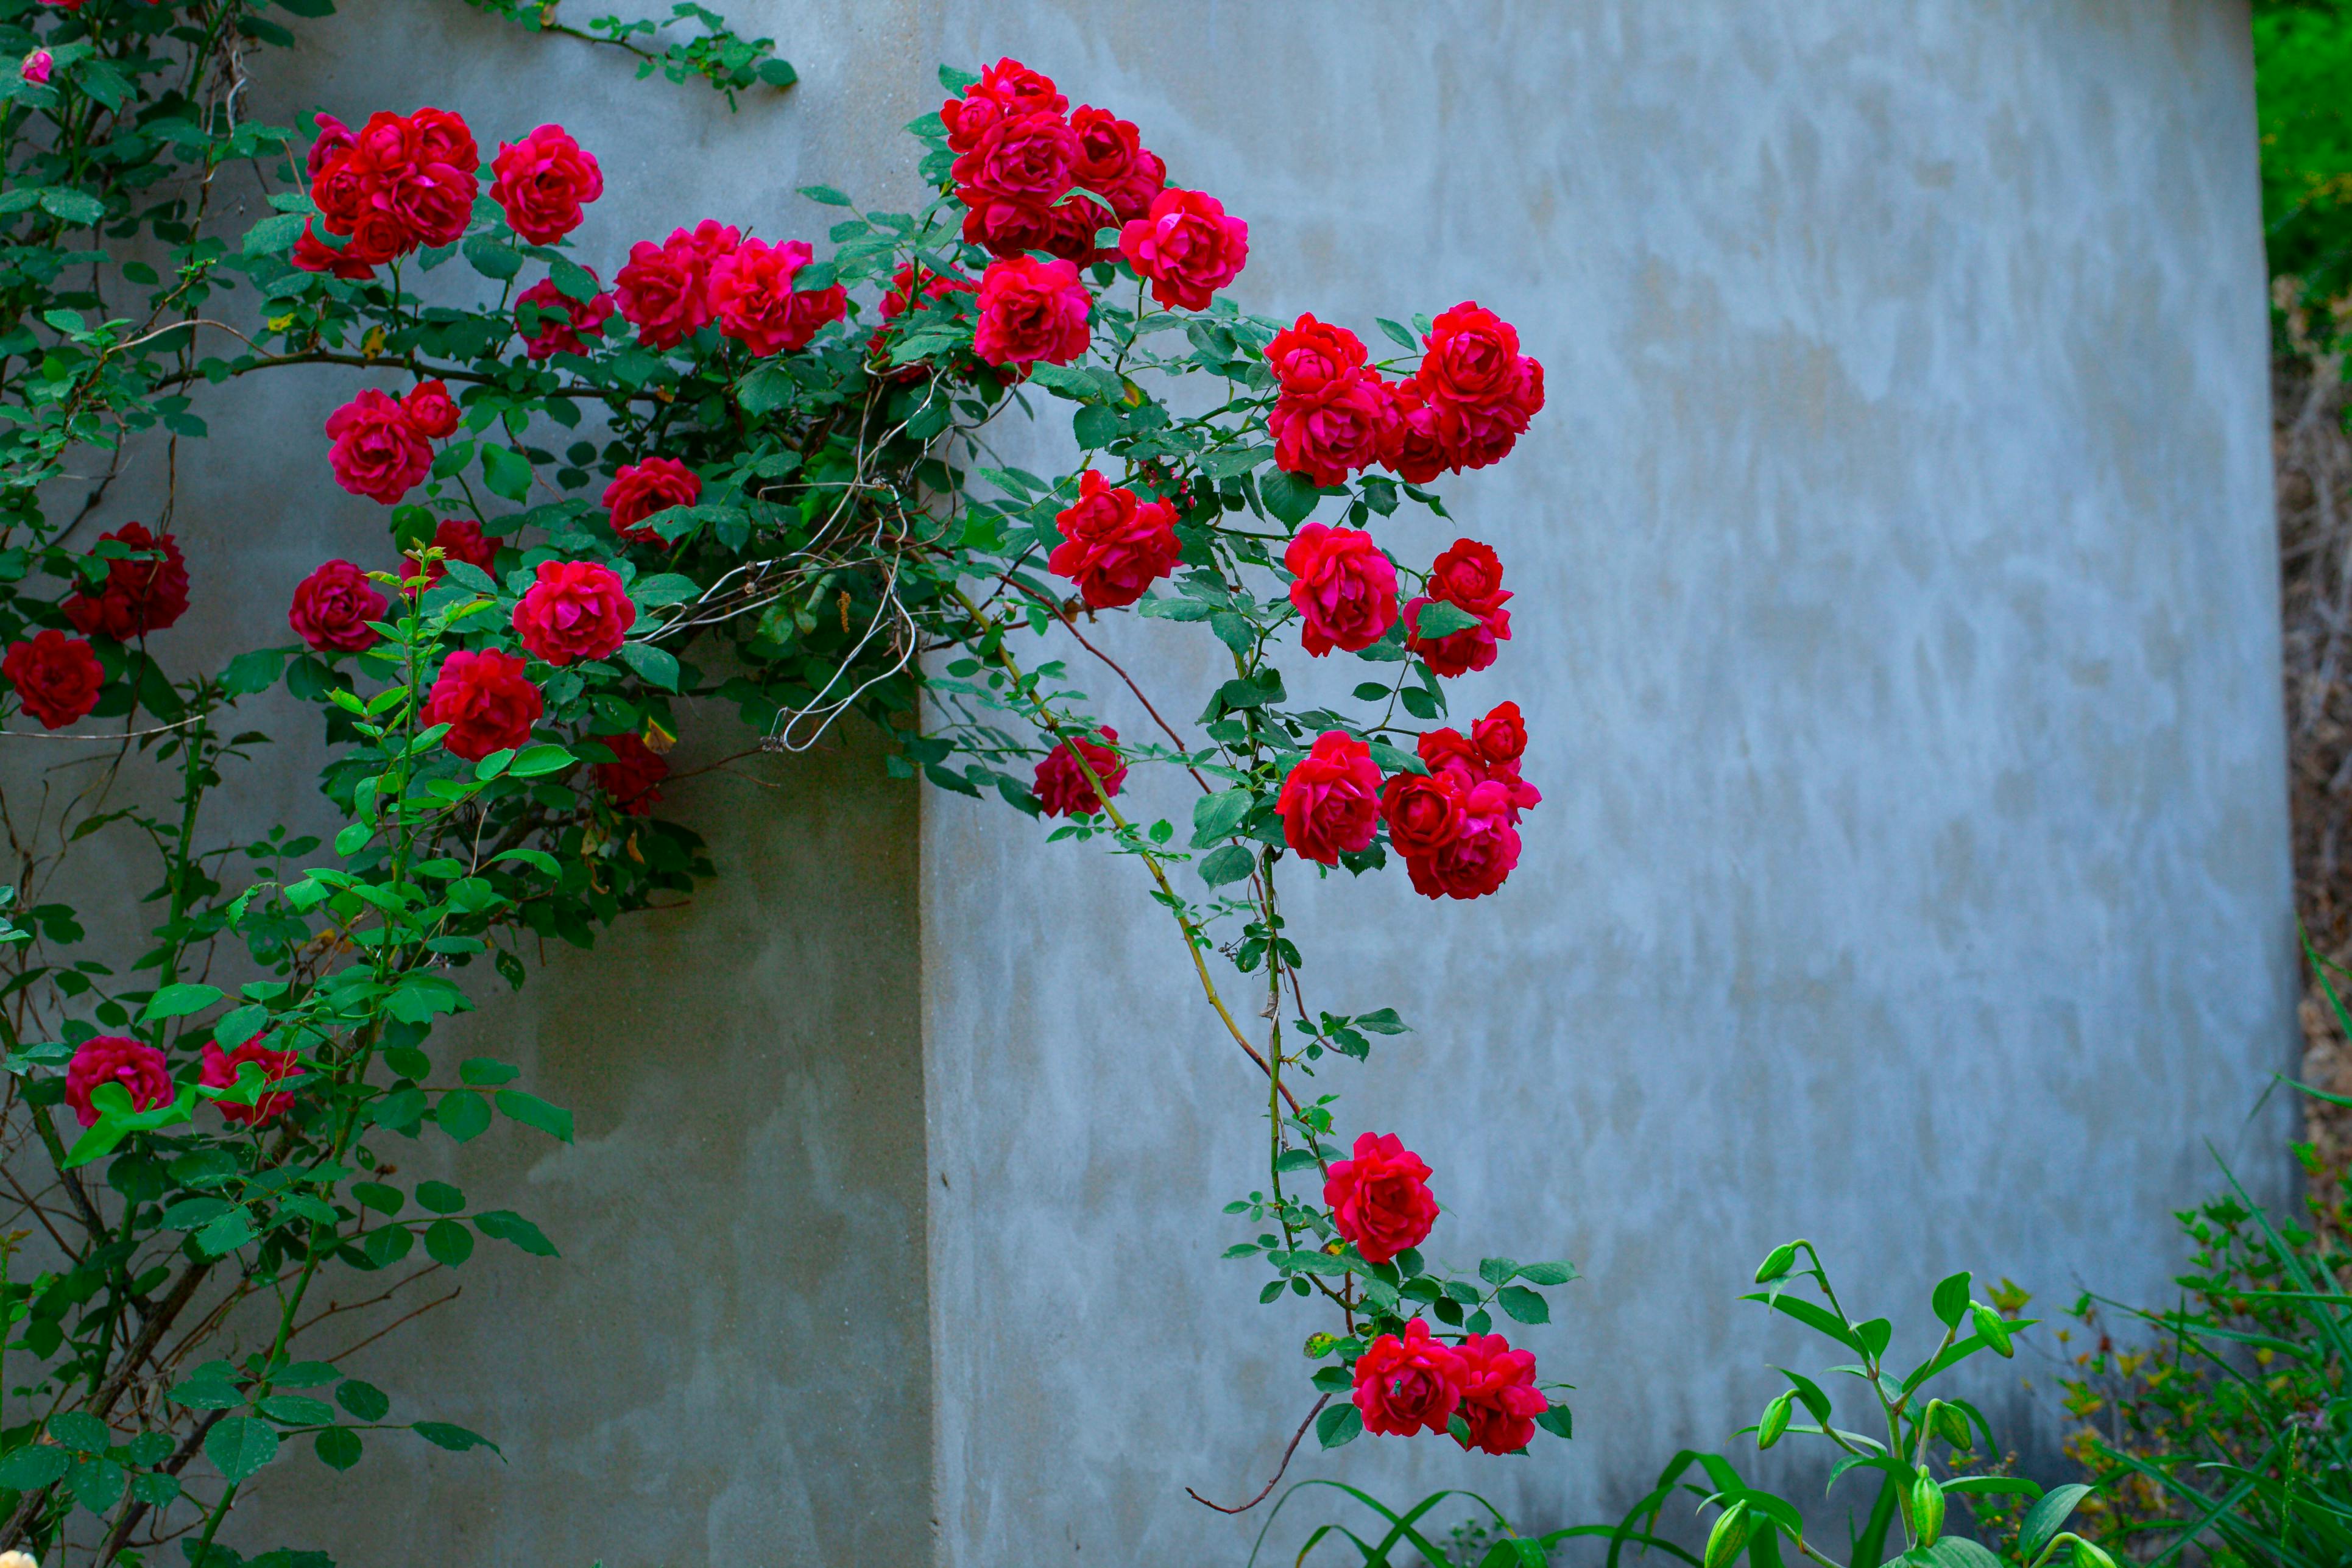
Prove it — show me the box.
[104,1,2290,1564]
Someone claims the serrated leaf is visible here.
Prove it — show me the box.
[799,183,852,207]
[476,1208,558,1256]
[1407,599,1484,640]
[435,1090,490,1142]
[615,642,679,691]
[0,1445,67,1489]
[47,1411,108,1454]
[1197,843,1255,888]
[335,1380,390,1422]
[412,1421,496,1453]
[205,1418,278,1484]
[141,983,222,1020]
[1496,1285,1551,1324]
[423,1218,475,1266]
[495,1089,573,1143]
[481,445,534,503]
[1189,789,1252,847]
[1260,468,1321,524]
[1315,1402,1362,1449]
[630,573,700,609]
[314,1426,362,1472]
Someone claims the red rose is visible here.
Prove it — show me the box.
[1426,539,1509,616]
[1473,701,1526,763]
[1351,1318,1466,1438]
[339,208,410,268]
[595,731,670,817]
[325,387,433,505]
[406,107,480,172]
[306,111,356,180]
[4,630,102,730]
[1323,1129,1440,1264]
[422,648,542,761]
[1033,726,1125,818]
[201,1038,305,1128]
[1417,724,1542,821]
[1069,105,1165,222]
[941,58,1067,155]
[1404,793,1521,901]
[615,221,740,350]
[288,559,388,653]
[292,220,376,279]
[1452,1333,1548,1455]
[1377,380,1453,485]
[65,1035,172,1128]
[401,378,461,439]
[412,517,497,592]
[1118,188,1249,311]
[959,196,1059,261]
[602,457,701,545]
[1283,523,1397,656]
[1048,470,1181,609]
[1379,769,1465,857]
[1271,375,1397,488]
[1265,314,1369,400]
[516,272,615,358]
[1042,194,1117,266]
[512,559,636,666]
[1277,730,1382,864]
[973,255,1091,368]
[491,122,603,244]
[1441,391,1533,471]
[383,161,476,249]
[1402,595,1508,678]
[708,237,847,356]
[869,264,978,374]
[952,108,1079,206]
[63,522,189,640]
[1419,301,1522,407]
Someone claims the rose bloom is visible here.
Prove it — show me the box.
[1425,539,1510,616]
[21,49,51,86]
[1043,193,1116,266]
[1277,730,1383,865]
[292,221,376,280]
[1379,769,1466,857]
[201,1039,305,1129]
[615,221,741,350]
[64,1035,172,1128]
[1452,1333,1549,1455]
[1068,105,1165,222]
[1352,1318,1467,1438]
[1419,301,1524,406]
[941,57,1067,155]
[401,378,461,439]
[1283,523,1398,656]
[307,111,356,179]
[1118,188,1248,311]
[413,517,497,592]
[1474,700,1527,763]
[708,237,847,356]
[491,123,603,244]
[422,648,543,761]
[63,522,189,640]
[1377,380,1454,486]
[595,731,670,818]
[1048,470,1180,609]
[1324,1129,1440,1263]
[1271,374,1397,488]
[1404,788,1522,901]
[1265,314,1369,400]
[1438,371,1545,471]
[288,559,388,653]
[4,630,103,730]
[868,264,978,375]
[512,559,636,666]
[1033,727,1126,818]
[1419,719,1542,822]
[959,195,1059,261]
[952,108,1079,206]
[1403,595,1508,679]
[325,388,433,505]
[515,272,616,358]
[973,255,1092,368]
[602,457,702,545]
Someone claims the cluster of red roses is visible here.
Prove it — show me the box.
[612,219,848,356]
[1267,306,1544,489]
[1322,1131,1549,1454]
[60,1031,302,1133]
[297,108,602,278]
[1,522,189,731]
[323,378,461,505]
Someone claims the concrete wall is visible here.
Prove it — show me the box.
[173,1,2289,1564]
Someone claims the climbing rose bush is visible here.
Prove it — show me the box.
[0,12,1565,1558]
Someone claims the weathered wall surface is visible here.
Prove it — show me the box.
[917,1,2294,1564]
[150,1,2287,1565]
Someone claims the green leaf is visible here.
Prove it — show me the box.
[39,186,106,225]
[412,1421,497,1454]
[493,848,562,877]
[508,744,573,779]
[616,643,679,691]
[481,445,534,503]
[221,646,289,696]
[1740,1290,1861,1351]
[1366,742,1427,777]
[630,573,700,609]
[1260,468,1321,525]
[336,1380,390,1422]
[1189,788,1252,847]
[205,1418,278,1484]
[415,1179,465,1213]
[424,1218,475,1266]
[1353,1008,1411,1035]
[0,1444,68,1490]
[1315,1402,1362,1449]
[314,1427,362,1472]
[240,211,305,256]
[1931,1271,1972,1329]
[1496,1285,1551,1324]
[196,1207,256,1257]
[476,1209,558,1257]
[799,184,853,207]
[1407,599,1483,640]
[2018,1483,2092,1560]
[460,1058,520,1087]
[436,1090,490,1143]
[495,1089,573,1143]
[1517,1260,1577,1286]
[1921,1541,2004,1568]
[462,235,522,280]
[1197,843,1256,888]
[141,983,222,1020]
[258,1394,334,1427]
[47,1411,108,1454]
[1376,317,1419,351]
[736,362,795,416]
[1073,404,1120,449]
